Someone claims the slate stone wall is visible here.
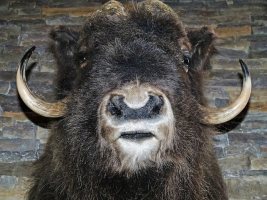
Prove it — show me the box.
[0,0,266,199]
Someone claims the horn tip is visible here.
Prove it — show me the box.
[239,59,250,79]
[22,46,36,62]
[30,46,36,51]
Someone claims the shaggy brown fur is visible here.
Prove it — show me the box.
[28,0,227,199]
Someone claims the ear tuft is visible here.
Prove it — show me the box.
[50,25,80,44]
[187,27,217,70]
[50,26,80,99]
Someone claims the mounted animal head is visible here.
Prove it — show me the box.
[17,0,251,175]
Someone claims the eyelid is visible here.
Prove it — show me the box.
[78,51,87,57]
[183,51,192,58]
[78,45,87,52]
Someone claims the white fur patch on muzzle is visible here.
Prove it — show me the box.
[98,83,175,173]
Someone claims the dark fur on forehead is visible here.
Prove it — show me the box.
[81,0,187,61]
[50,0,217,104]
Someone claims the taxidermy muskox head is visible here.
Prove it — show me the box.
[17,0,251,199]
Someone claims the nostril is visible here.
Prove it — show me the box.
[149,96,164,117]
[107,96,124,117]
[152,104,161,115]
[109,103,122,117]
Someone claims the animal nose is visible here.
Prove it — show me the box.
[107,95,164,120]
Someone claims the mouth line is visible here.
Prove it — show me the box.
[120,131,154,140]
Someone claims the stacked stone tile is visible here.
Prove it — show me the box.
[0,0,266,199]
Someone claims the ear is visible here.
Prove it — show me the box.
[187,27,217,71]
[186,27,217,104]
[50,26,80,99]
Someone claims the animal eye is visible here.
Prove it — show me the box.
[77,51,88,66]
[184,57,190,66]
[183,56,190,73]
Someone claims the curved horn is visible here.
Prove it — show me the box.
[16,46,67,118]
[200,59,251,124]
